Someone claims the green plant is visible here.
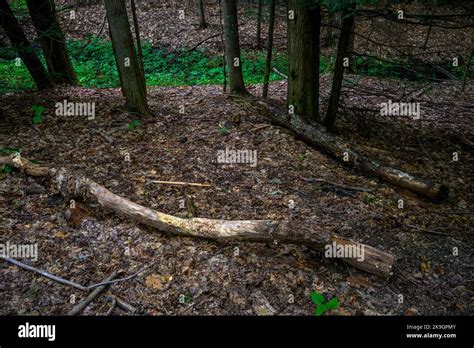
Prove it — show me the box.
[310,291,340,316]
[31,105,45,124]
[218,126,230,135]
[127,119,141,129]
[1,164,14,173]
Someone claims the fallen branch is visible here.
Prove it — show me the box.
[1,256,86,291]
[2,155,394,277]
[68,271,118,316]
[1,253,150,291]
[249,98,448,202]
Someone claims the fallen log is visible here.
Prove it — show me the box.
[2,155,394,277]
[249,98,448,202]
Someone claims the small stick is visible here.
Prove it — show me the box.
[68,271,118,316]
[405,224,447,237]
[272,67,288,79]
[107,295,137,314]
[105,296,117,316]
[250,124,271,132]
[303,177,373,193]
[86,263,153,290]
[149,180,211,187]
[1,256,87,291]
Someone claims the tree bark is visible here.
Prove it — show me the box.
[104,0,150,116]
[287,0,321,123]
[130,0,144,78]
[0,0,54,90]
[1,154,395,278]
[197,0,208,29]
[222,0,247,95]
[249,98,449,202]
[256,0,263,49]
[324,4,356,132]
[262,0,276,98]
[26,0,77,84]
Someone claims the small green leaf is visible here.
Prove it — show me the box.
[326,297,340,310]
[310,291,324,305]
[315,304,327,316]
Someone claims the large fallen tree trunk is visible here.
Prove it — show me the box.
[1,155,394,277]
[250,98,448,202]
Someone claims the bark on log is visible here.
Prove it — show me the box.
[1,155,394,278]
[250,98,448,202]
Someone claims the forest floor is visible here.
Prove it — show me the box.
[0,77,472,315]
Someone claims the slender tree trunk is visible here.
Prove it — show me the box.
[0,0,53,90]
[262,0,276,98]
[197,0,208,29]
[26,0,77,84]
[256,0,263,50]
[347,14,356,74]
[324,4,356,132]
[104,0,150,116]
[222,0,247,95]
[218,0,227,92]
[461,45,473,93]
[287,0,321,123]
[130,0,144,78]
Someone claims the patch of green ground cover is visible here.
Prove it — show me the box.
[0,36,471,94]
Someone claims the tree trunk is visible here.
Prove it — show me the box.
[222,0,247,95]
[0,0,54,90]
[262,0,276,98]
[250,97,449,202]
[104,0,150,116]
[1,155,395,278]
[287,0,321,123]
[347,15,356,74]
[130,0,144,78]
[197,0,207,29]
[26,0,77,84]
[324,4,356,132]
[256,0,263,50]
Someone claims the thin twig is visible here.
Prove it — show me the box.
[148,180,211,188]
[0,256,87,291]
[303,177,373,193]
[105,295,117,316]
[188,33,220,51]
[69,271,118,316]
[86,263,153,290]
[405,224,448,236]
[107,295,137,314]
[272,67,287,79]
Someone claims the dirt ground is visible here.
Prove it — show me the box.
[0,77,472,315]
